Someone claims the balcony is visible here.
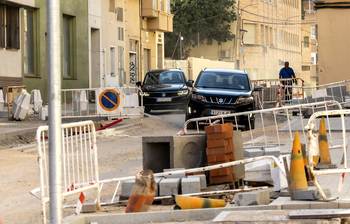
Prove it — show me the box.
[142,0,173,32]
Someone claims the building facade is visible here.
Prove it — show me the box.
[21,0,89,102]
[301,0,317,87]
[0,0,35,92]
[314,0,350,85]
[188,0,303,82]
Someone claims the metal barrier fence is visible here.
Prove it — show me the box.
[181,101,343,149]
[306,109,350,200]
[61,86,143,119]
[251,78,303,108]
[34,121,100,224]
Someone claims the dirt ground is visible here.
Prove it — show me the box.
[0,113,290,224]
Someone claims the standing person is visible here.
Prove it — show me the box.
[279,61,296,101]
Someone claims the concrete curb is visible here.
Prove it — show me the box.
[63,205,281,224]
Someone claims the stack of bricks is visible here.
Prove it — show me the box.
[205,123,235,184]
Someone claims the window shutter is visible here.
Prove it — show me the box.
[117,8,123,21]
[6,5,19,49]
[0,4,4,48]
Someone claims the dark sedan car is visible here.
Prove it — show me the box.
[136,69,194,113]
[186,68,256,130]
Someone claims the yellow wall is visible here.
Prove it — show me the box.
[317,7,350,85]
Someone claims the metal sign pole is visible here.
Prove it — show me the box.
[47,0,62,223]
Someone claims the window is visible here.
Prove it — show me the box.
[109,0,115,12]
[273,29,276,47]
[110,46,116,77]
[304,36,309,47]
[24,9,34,74]
[166,0,171,14]
[6,5,19,49]
[244,24,256,44]
[118,46,124,86]
[63,15,75,77]
[153,0,157,10]
[279,30,282,42]
[260,25,264,45]
[118,27,124,41]
[302,66,310,71]
[117,7,123,21]
[311,26,316,39]
[311,52,316,65]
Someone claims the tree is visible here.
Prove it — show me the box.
[165,0,237,59]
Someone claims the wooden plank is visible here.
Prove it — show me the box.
[290,209,350,219]
[283,156,294,200]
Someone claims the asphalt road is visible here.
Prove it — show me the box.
[147,109,187,129]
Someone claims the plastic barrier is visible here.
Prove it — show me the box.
[0,89,4,111]
[7,86,27,118]
[30,89,43,113]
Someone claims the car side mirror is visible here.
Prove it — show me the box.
[253,84,263,91]
[186,79,194,87]
[136,81,142,86]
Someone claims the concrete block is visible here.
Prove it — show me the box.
[281,198,311,210]
[309,201,338,209]
[163,168,185,179]
[159,178,181,196]
[263,146,280,157]
[327,85,347,96]
[155,177,164,196]
[181,177,200,194]
[234,189,270,206]
[142,134,206,173]
[187,174,207,190]
[338,200,350,209]
[232,130,245,179]
[293,189,324,200]
[244,148,264,158]
[269,197,290,206]
[82,203,97,213]
[280,149,290,155]
[121,179,135,198]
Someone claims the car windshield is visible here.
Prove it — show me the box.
[143,71,186,85]
[196,71,250,90]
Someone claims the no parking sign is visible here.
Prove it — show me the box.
[97,88,124,115]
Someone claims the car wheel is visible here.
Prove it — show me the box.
[144,107,151,113]
[185,108,195,129]
[245,118,255,131]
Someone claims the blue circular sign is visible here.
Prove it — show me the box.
[99,89,120,111]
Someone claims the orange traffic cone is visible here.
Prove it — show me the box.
[174,195,226,209]
[290,132,308,191]
[315,117,337,169]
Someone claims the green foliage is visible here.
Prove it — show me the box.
[165,0,237,59]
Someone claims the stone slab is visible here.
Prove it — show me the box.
[181,177,200,194]
[244,148,264,158]
[293,188,332,200]
[187,174,207,190]
[263,146,281,157]
[232,130,245,179]
[234,189,270,206]
[159,178,181,196]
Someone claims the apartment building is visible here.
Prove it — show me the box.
[301,0,317,87]
[189,0,302,81]
[0,0,35,92]
[314,0,350,85]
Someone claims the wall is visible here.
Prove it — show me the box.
[22,0,89,102]
[164,57,235,81]
[317,7,350,85]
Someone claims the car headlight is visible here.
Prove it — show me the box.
[236,96,253,104]
[139,92,150,97]
[191,94,206,102]
[177,90,188,96]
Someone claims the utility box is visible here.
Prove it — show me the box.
[142,134,206,173]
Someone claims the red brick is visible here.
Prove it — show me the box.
[213,123,231,133]
[216,153,234,162]
[210,169,219,177]
[207,139,229,148]
[209,174,234,184]
[207,131,233,141]
[206,145,233,155]
[207,154,217,163]
[218,167,234,176]
[204,125,215,134]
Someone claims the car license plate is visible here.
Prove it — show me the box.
[156,98,172,102]
[210,110,231,115]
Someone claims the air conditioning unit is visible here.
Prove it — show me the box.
[220,50,230,58]
[263,46,269,54]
